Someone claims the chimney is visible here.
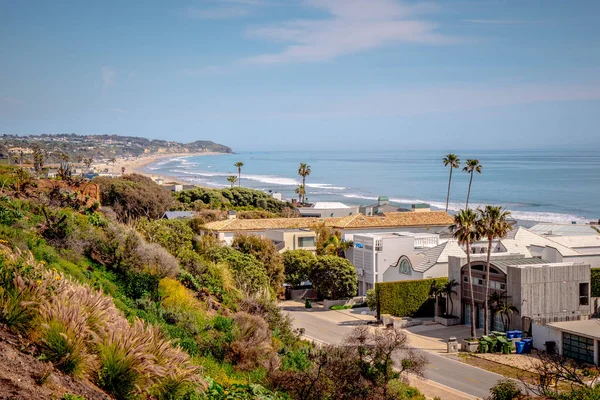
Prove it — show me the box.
[377,196,389,207]
[227,210,237,220]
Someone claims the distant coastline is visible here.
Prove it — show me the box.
[93,152,222,187]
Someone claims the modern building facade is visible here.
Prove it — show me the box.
[448,254,592,332]
[350,232,441,295]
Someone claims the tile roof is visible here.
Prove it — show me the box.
[414,240,466,272]
[201,211,453,232]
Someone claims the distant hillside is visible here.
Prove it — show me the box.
[0,133,232,164]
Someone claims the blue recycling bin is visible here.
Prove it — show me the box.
[515,341,525,354]
[506,331,515,339]
[521,338,532,353]
[514,330,523,339]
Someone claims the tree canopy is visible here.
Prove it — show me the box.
[94,174,172,223]
[282,249,315,287]
[310,255,358,299]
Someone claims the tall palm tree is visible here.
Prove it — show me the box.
[463,159,482,209]
[295,185,305,203]
[443,154,460,212]
[298,163,311,203]
[108,157,116,172]
[478,206,512,334]
[450,208,481,338]
[227,175,237,188]
[442,279,459,316]
[234,161,244,187]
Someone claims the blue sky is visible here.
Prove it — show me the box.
[1,0,600,151]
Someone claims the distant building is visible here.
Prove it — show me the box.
[263,229,317,253]
[359,196,410,216]
[529,223,599,236]
[298,202,359,218]
[200,211,454,245]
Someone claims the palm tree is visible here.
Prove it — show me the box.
[295,185,305,203]
[234,162,244,187]
[450,208,481,338]
[227,175,238,188]
[108,157,116,172]
[478,206,512,334]
[443,154,460,212]
[121,166,126,175]
[442,279,459,316]
[429,280,445,316]
[463,159,482,208]
[298,163,311,203]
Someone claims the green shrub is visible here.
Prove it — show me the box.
[282,250,315,287]
[329,305,351,310]
[309,255,357,300]
[62,394,86,400]
[97,341,141,399]
[487,379,521,400]
[376,278,447,318]
[39,319,93,377]
[366,289,376,311]
[591,268,600,297]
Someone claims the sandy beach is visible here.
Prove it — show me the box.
[92,152,221,186]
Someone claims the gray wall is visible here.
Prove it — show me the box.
[511,263,591,328]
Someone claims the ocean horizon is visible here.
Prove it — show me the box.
[144,149,600,224]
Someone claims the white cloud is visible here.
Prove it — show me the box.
[101,66,115,95]
[243,0,457,64]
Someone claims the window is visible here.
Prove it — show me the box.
[563,333,594,364]
[298,236,315,248]
[579,283,589,306]
[463,276,469,283]
[399,259,411,275]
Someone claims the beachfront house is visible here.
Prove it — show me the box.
[350,232,443,295]
[199,210,454,246]
[297,202,359,218]
[359,196,411,216]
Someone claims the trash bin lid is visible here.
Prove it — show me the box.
[448,337,457,342]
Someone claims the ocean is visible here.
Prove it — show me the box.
[144,150,600,224]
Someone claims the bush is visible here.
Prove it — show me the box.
[137,218,194,256]
[376,278,447,318]
[487,379,521,400]
[309,255,357,300]
[232,234,284,295]
[228,312,273,371]
[366,289,376,311]
[204,246,271,297]
[282,250,315,287]
[94,174,173,223]
[38,318,94,377]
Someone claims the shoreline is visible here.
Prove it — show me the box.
[93,152,222,186]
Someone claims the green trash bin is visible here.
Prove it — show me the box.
[305,299,312,309]
[478,340,488,353]
[492,331,507,337]
[482,336,497,353]
[496,336,512,354]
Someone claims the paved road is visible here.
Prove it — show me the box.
[282,303,504,399]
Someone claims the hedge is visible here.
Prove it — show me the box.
[592,268,600,297]
[376,278,447,318]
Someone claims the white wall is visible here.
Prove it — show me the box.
[532,323,562,353]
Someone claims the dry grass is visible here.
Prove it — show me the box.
[0,244,204,397]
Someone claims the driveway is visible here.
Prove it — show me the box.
[281,301,505,399]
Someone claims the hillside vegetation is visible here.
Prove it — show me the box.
[0,165,426,400]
